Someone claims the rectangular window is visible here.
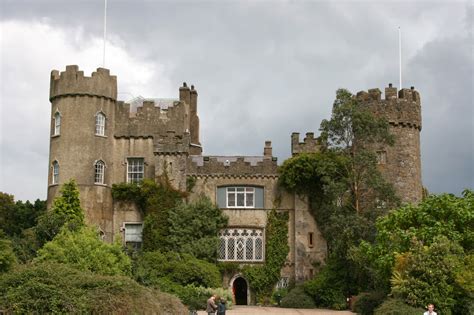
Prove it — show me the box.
[95,113,106,136]
[127,158,144,183]
[53,112,61,136]
[377,150,387,165]
[218,228,264,262]
[124,223,143,250]
[226,187,255,208]
[94,161,105,184]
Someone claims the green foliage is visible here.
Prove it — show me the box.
[112,179,184,252]
[390,236,464,314]
[373,299,424,315]
[353,190,474,290]
[135,251,221,288]
[271,287,288,305]
[167,196,228,261]
[303,262,347,309]
[353,291,386,315]
[0,262,188,314]
[0,233,16,273]
[280,286,315,309]
[35,227,132,276]
[35,179,85,246]
[0,193,46,237]
[243,209,289,301]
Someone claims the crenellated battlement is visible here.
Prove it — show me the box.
[187,155,278,176]
[154,131,191,154]
[114,98,188,140]
[50,65,117,101]
[356,84,422,130]
[291,132,323,156]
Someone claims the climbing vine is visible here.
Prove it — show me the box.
[243,209,289,302]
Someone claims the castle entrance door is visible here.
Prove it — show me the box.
[233,277,248,305]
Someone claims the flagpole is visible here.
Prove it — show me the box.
[103,0,107,68]
[398,26,402,89]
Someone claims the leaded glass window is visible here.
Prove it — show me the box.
[218,228,264,262]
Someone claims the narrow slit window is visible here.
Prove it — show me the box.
[52,161,59,184]
[308,232,314,248]
[53,112,61,136]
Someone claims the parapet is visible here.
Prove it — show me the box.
[356,84,421,130]
[50,65,117,101]
[187,155,278,177]
[291,132,323,156]
[154,131,191,154]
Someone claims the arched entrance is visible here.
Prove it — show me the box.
[233,277,248,305]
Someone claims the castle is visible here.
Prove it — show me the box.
[47,65,422,304]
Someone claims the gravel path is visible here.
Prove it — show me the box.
[197,306,353,315]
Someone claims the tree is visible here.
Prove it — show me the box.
[0,193,44,237]
[166,196,228,261]
[353,190,473,313]
[35,179,85,245]
[35,227,131,276]
[0,231,16,273]
[319,88,397,213]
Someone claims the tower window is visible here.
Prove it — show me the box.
[95,112,106,136]
[53,112,61,136]
[377,151,387,165]
[227,187,255,208]
[52,160,59,184]
[94,160,106,184]
[127,158,144,183]
[308,232,314,248]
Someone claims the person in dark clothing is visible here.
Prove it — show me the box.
[217,298,226,315]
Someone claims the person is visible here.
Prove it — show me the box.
[217,298,226,315]
[423,303,437,315]
[206,294,217,315]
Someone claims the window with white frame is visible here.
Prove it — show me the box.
[53,112,61,136]
[95,112,106,136]
[52,160,59,184]
[127,158,144,183]
[94,160,105,184]
[227,187,254,208]
[218,228,264,262]
[275,277,289,289]
[124,222,143,250]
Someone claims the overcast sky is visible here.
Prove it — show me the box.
[0,0,472,201]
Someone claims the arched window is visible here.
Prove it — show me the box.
[52,160,59,184]
[53,112,61,136]
[218,228,264,262]
[94,160,105,184]
[95,112,106,136]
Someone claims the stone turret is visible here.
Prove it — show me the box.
[356,84,423,204]
[291,132,323,156]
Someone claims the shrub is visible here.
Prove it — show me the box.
[280,286,315,309]
[35,227,131,276]
[135,251,221,288]
[374,298,424,315]
[271,288,288,306]
[353,291,386,315]
[304,265,347,309]
[0,262,188,314]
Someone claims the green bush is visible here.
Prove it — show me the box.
[374,298,424,315]
[35,227,131,276]
[135,251,221,288]
[271,288,288,305]
[304,265,347,309]
[353,291,386,315]
[0,262,188,314]
[280,286,315,309]
[0,234,16,273]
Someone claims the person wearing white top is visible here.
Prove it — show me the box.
[423,303,437,315]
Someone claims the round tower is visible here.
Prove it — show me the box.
[356,84,423,204]
[47,65,117,240]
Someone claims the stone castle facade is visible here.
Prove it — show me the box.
[47,65,422,304]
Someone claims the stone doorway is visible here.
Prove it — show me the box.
[233,276,248,305]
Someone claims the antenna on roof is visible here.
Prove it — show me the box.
[398,26,402,89]
[102,0,107,68]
